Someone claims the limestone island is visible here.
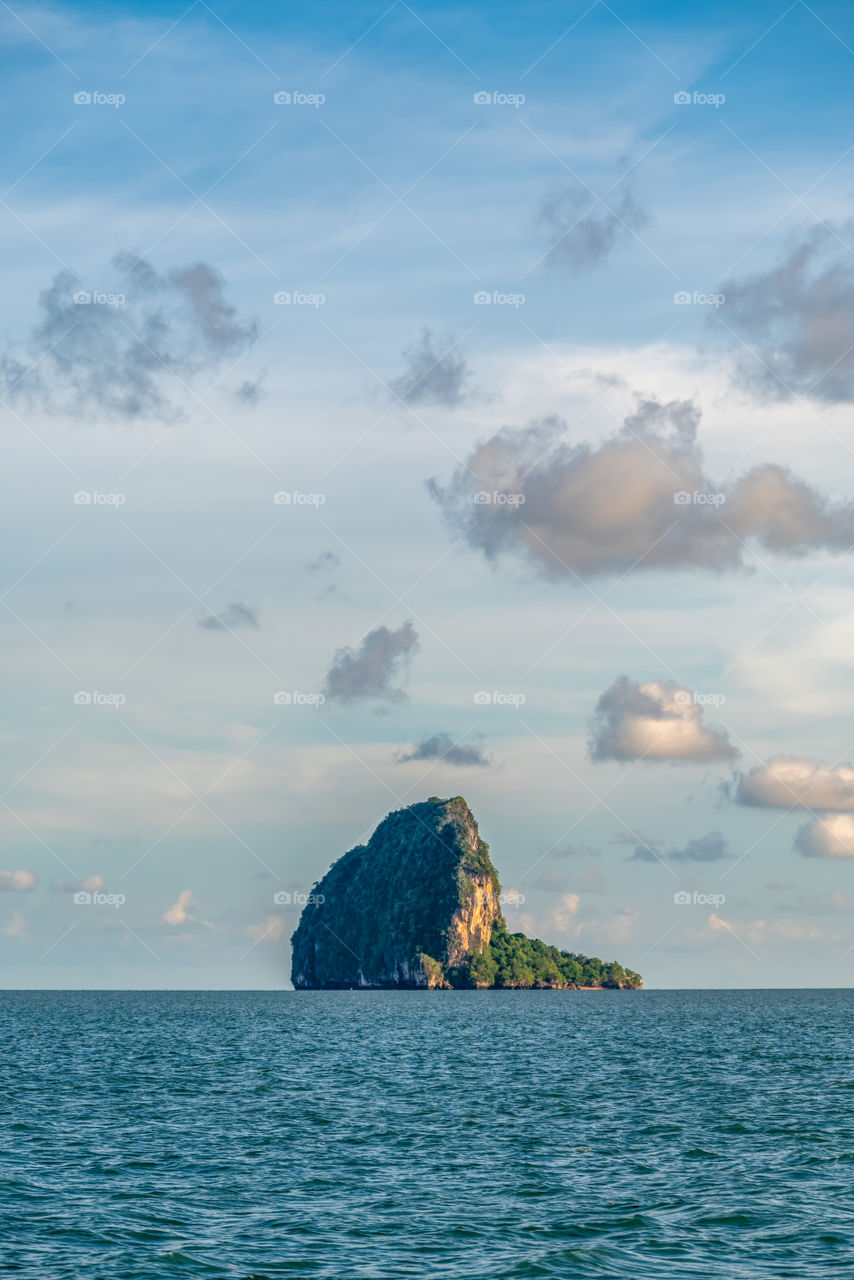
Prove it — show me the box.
[291,796,642,990]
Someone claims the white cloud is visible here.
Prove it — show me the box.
[795,815,854,859]
[0,870,37,892]
[737,756,854,810]
[4,911,26,938]
[163,889,196,925]
[589,676,737,763]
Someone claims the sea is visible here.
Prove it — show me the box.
[2,989,852,1278]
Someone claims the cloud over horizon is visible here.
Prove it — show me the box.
[389,329,471,408]
[429,397,854,579]
[589,677,739,764]
[538,178,649,272]
[397,732,490,767]
[736,756,854,811]
[1,253,258,420]
[323,621,420,705]
[723,221,854,402]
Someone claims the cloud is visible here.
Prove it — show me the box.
[163,889,196,925]
[736,756,854,810]
[669,832,729,863]
[428,396,854,578]
[551,892,581,931]
[305,551,340,573]
[538,178,649,271]
[795,815,854,859]
[198,602,260,632]
[323,621,419,705]
[245,914,285,943]
[232,372,266,406]
[4,912,26,939]
[389,329,470,407]
[397,732,490,767]
[723,222,854,401]
[1,253,258,420]
[589,677,738,763]
[627,844,659,862]
[707,912,826,944]
[0,870,37,892]
[59,874,103,894]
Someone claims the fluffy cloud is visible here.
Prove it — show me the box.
[163,889,196,925]
[397,733,490,767]
[389,329,470,407]
[795,815,854,859]
[736,756,854,810]
[669,832,729,863]
[60,874,104,894]
[538,179,648,271]
[0,870,37,892]
[428,397,854,578]
[723,222,854,401]
[198,602,260,632]
[323,621,420,705]
[589,677,738,763]
[1,253,258,420]
[551,892,581,931]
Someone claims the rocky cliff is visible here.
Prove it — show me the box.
[290,796,500,989]
[290,796,643,990]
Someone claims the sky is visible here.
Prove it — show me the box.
[3,0,854,988]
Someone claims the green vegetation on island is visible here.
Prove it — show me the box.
[290,796,642,991]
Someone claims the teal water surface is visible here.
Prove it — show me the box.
[3,989,853,1277]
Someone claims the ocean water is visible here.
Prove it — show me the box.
[2,990,853,1278]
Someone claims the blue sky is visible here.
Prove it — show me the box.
[3,0,854,987]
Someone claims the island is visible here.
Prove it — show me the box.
[291,796,642,990]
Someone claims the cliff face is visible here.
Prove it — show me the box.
[291,796,643,991]
[290,797,501,989]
